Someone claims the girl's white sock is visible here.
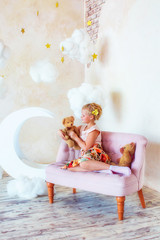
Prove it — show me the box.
[109,165,131,176]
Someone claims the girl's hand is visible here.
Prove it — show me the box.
[68,130,77,139]
[58,130,66,140]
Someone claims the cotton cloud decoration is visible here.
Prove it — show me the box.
[60,29,93,64]
[7,176,48,199]
[67,83,106,118]
[29,59,58,83]
[0,40,10,69]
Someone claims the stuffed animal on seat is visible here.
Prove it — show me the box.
[62,116,80,150]
[117,142,136,168]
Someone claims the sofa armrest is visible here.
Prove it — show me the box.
[102,131,148,184]
[131,138,147,189]
[56,140,81,164]
[56,140,69,163]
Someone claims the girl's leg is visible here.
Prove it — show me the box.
[68,161,131,176]
[68,166,89,172]
[80,160,110,171]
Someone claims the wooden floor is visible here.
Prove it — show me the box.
[0,175,160,240]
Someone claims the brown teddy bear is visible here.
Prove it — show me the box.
[62,116,81,150]
[117,142,136,168]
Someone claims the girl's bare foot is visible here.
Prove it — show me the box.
[61,165,67,169]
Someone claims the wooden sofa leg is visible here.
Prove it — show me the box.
[116,196,125,221]
[46,182,54,204]
[73,188,76,194]
[138,189,146,208]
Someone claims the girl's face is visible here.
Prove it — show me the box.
[81,109,93,123]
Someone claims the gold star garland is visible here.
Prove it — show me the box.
[87,20,92,26]
[21,28,25,34]
[45,43,51,48]
[18,3,100,68]
[61,45,64,63]
[92,53,98,62]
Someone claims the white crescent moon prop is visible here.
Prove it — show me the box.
[0,107,54,179]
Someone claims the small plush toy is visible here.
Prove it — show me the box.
[62,116,80,150]
[118,142,136,168]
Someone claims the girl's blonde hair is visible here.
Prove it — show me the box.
[82,103,102,120]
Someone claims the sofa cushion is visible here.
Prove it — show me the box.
[46,163,138,197]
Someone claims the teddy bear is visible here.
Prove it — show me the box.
[62,116,81,150]
[117,142,136,168]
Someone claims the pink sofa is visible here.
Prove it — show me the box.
[46,131,148,220]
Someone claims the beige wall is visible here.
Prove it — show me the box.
[1,0,160,193]
[0,0,84,164]
[86,0,160,192]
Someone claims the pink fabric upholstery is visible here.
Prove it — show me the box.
[46,131,147,197]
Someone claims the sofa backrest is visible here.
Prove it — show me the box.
[56,131,147,185]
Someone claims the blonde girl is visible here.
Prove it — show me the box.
[58,103,131,175]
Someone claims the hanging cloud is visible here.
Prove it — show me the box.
[7,176,48,199]
[60,29,93,64]
[29,59,58,83]
[0,40,10,69]
[67,83,107,118]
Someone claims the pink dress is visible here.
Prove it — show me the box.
[64,125,111,169]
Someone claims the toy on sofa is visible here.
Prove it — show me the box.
[117,142,136,168]
[62,116,80,150]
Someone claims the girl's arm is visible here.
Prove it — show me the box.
[58,125,81,140]
[69,130,100,151]
[57,129,66,140]
[77,125,81,131]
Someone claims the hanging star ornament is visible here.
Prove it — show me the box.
[21,28,25,34]
[45,43,51,48]
[37,11,39,16]
[61,57,64,63]
[61,46,64,52]
[56,2,59,8]
[92,53,98,62]
[87,20,92,26]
